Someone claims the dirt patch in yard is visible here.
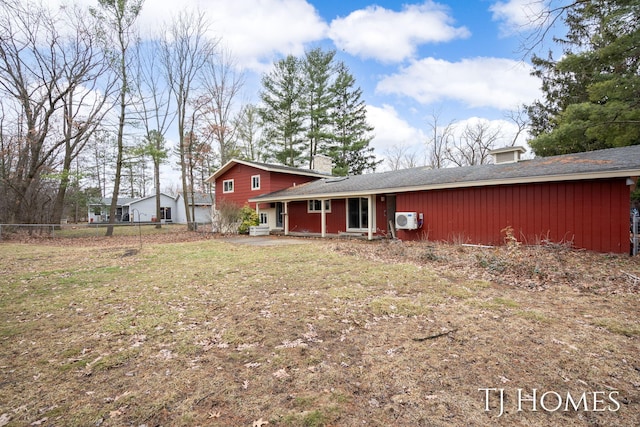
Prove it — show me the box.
[0,231,638,426]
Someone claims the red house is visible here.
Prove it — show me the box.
[245,145,640,254]
[207,158,330,229]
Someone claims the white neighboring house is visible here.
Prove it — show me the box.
[88,192,213,224]
[175,192,214,224]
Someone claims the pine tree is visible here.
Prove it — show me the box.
[302,48,336,169]
[258,49,378,173]
[526,0,640,156]
[259,55,306,166]
[328,62,379,176]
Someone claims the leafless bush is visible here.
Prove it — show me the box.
[211,200,242,234]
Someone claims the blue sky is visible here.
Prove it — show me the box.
[55,0,556,168]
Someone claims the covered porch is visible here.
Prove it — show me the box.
[253,194,397,241]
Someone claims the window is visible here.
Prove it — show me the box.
[308,200,331,213]
[347,197,369,230]
[160,207,172,220]
[251,175,261,190]
[259,212,268,224]
[223,179,234,193]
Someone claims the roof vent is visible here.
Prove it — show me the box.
[490,146,526,164]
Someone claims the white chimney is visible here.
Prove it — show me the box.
[311,154,333,174]
[490,146,526,164]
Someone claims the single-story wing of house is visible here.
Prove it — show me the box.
[238,145,640,254]
[88,192,214,224]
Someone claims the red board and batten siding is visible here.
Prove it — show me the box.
[215,163,318,209]
[395,178,630,253]
[287,200,348,234]
[286,196,390,236]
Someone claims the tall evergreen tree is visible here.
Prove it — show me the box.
[259,49,378,174]
[328,62,379,176]
[259,55,306,166]
[302,48,336,169]
[526,0,640,156]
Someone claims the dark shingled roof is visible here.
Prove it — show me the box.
[207,158,331,182]
[250,145,640,202]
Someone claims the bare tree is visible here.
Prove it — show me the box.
[425,110,455,169]
[504,106,530,146]
[0,0,107,224]
[159,10,218,228]
[200,46,244,165]
[90,0,144,235]
[234,104,268,162]
[445,121,502,167]
[84,129,116,199]
[50,5,116,226]
[384,145,421,171]
[516,0,585,56]
[133,38,174,227]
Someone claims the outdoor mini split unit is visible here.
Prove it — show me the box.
[395,212,418,230]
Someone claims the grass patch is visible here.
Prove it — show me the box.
[592,318,640,336]
[0,231,638,426]
[279,408,337,427]
[368,295,433,316]
[515,309,552,323]
[471,296,521,311]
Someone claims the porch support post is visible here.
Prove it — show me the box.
[321,199,327,238]
[255,203,260,225]
[284,201,289,236]
[367,195,373,240]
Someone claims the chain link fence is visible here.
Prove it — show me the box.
[0,222,213,240]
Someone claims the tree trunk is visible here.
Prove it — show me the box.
[106,85,126,237]
[51,162,72,228]
[154,157,161,229]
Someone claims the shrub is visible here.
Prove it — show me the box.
[238,205,259,234]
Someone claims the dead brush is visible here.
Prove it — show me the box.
[501,226,521,256]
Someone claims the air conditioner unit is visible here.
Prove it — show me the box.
[395,212,418,230]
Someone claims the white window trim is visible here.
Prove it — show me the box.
[223,179,234,193]
[259,212,268,224]
[307,199,331,213]
[251,175,261,190]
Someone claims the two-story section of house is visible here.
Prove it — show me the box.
[207,157,331,230]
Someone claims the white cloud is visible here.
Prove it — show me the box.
[489,0,546,36]
[367,104,426,152]
[328,1,470,63]
[48,0,327,72]
[200,0,328,71]
[376,57,541,110]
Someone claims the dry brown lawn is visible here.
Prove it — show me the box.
[0,228,638,426]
